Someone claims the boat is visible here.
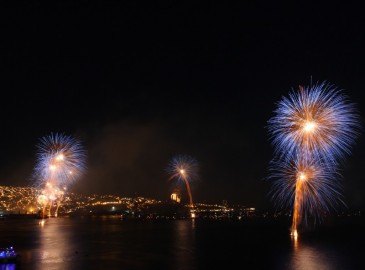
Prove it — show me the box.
[0,246,20,263]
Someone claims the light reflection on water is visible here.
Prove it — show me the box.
[0,217,362,269]
[288,234,345,270]
[290,238,328,270]
[0,264,16,270]
[37,218,74,270]
[173,219,196,269]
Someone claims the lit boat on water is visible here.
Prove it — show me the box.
[0,246,19,262]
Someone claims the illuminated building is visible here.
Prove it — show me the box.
[170,189,181,203]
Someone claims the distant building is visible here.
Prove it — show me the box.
[222,200,228,208]
[170,189,181,203]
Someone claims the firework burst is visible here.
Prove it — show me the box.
[32,132,86,217]
[268,156,344,227]
[166,154,198,207]
[33,133,86,187]
[267,81,360,236]
[268,81,360,165]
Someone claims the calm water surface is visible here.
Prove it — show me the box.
[0,216,363,269]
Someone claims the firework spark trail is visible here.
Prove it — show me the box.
[269,156,344,231]
[54,187,66,217]
[268,81,360,236]
[166,155,198,208]
[37,194,48,218]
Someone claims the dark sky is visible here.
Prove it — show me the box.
[1,2,365,210]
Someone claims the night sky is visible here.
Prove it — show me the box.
[1,2,365,210]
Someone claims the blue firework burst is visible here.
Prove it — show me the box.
[268,81,360,165]
[32,133,86,187]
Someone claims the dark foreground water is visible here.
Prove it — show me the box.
[0,216,364,270]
